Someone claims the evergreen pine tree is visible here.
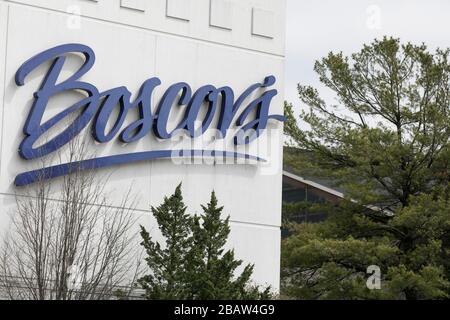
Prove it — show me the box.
[185,191,271,299]
[282,37,450,299]
[138,186,271,299]
[138,183,192,299]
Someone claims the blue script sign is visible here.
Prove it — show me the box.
[14,43,285,186]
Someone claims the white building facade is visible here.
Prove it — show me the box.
[0,0,286,290]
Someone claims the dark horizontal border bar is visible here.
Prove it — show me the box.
[0,299,437,319]
[14,149,266,186]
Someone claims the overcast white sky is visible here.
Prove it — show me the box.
[285,0,450,107]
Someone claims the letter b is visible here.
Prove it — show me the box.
[16,44,99,159]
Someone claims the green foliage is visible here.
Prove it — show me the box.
[138,184,271,300]
[283,37,450,300]
[282,194,450,300]
[138,184,191,299]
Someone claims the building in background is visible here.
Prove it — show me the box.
[282,169,343,223]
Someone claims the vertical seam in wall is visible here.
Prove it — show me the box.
[149,35,158,198]
[0,4,10,174]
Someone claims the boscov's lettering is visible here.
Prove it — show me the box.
[14,43,285,186]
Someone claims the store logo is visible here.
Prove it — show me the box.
[14,44,285,186]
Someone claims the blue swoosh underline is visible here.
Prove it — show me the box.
[14,149,266,186]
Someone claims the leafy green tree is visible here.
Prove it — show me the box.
[139,185,270,299]
[283,37,450,300]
